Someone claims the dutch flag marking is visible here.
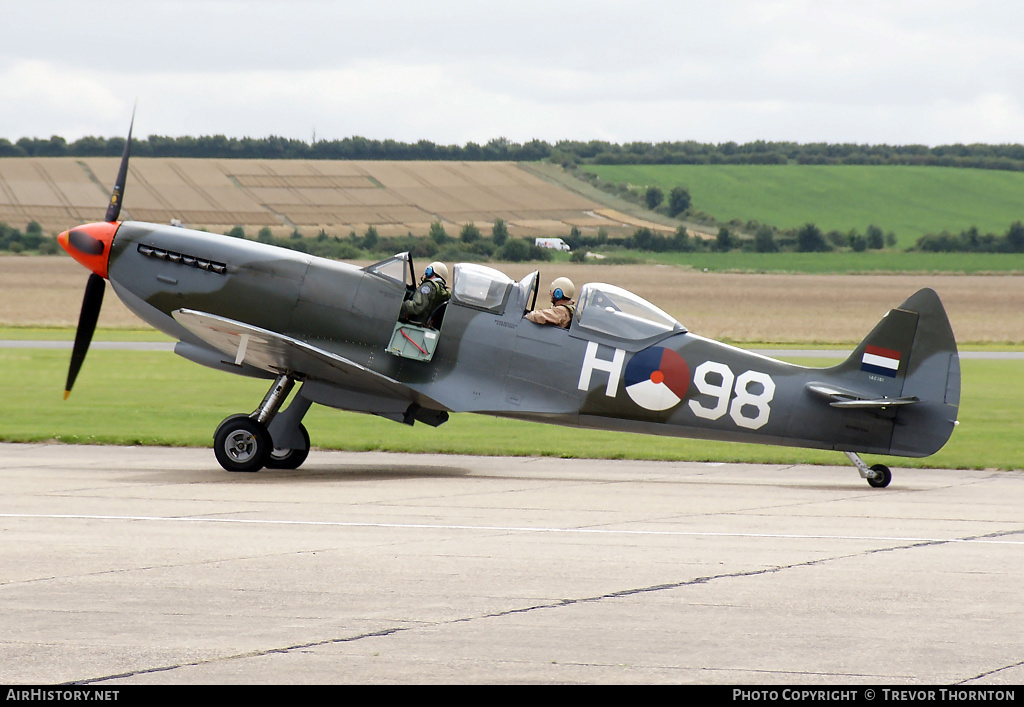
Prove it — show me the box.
[861,345,902,378]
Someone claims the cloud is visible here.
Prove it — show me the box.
[0,61,126,139]
[5,1,1024,145]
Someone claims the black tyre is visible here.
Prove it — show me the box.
[265,423,311,470]
[214,414,272,472]
[867,463,892,488]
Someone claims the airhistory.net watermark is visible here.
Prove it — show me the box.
[6,690,119,702]
[732,689,1015,702]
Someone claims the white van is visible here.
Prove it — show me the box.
[534,237,571,251]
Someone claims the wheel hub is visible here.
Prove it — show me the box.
[225,430,258,463]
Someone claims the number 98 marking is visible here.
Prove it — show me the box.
[688,361,775,430]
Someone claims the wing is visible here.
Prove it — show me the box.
[172,308,445,409]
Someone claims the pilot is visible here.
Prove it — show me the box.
[526,277,576,328]
[401,261,450,326]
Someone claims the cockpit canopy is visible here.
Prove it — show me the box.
[575,282,685,340]
[365,255,683,340]
[450,263,514,313]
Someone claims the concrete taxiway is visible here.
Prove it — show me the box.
[1,443,1022,685]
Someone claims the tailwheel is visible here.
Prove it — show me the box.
[214,414,272,472]
[265,423,310,470]
[844,451,894,489]
[867,463,892,489]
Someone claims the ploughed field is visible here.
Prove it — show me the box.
[0,158,658,239]
[4,256,1022,344]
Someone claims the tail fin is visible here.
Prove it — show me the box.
[832,288,960,457]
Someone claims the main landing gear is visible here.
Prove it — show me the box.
[214,374,312,472]
[843,451,892,488]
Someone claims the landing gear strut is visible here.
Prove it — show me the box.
[844,451,892,488]
[214,374,311,472]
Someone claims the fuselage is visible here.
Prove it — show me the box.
[63,220,959,459]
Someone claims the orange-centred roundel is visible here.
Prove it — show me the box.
[623,347,690,411]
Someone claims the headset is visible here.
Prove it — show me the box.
[550,277,574,301]
[423,262,448,283]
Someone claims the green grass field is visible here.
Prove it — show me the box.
[583,164,1024,247]
[3,348,1020,471]
[0,327,173,341]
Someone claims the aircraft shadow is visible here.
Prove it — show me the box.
[215,463,474,481]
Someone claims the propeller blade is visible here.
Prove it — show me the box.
[64,273,106,399]
[104,109,135,223]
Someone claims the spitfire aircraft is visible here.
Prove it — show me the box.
[57,121,960,487]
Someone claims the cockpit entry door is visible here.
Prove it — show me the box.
[388,321,441,361]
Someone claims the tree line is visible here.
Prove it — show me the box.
[7,134,1024,171]
[563,140,1024,171]
[0,221,59,254]
[208,219,556,264]
[4,215,1022,258]
[202,220,1024,257]
[913,222,1024,253]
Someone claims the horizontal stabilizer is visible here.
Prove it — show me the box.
[806,382,919,408]
[829,397,920,409]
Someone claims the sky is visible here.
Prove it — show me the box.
[4,0,1024,147]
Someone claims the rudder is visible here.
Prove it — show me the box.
[890,288,960,456]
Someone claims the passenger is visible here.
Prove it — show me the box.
[526,277,576,328]
[401,261,450,327]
